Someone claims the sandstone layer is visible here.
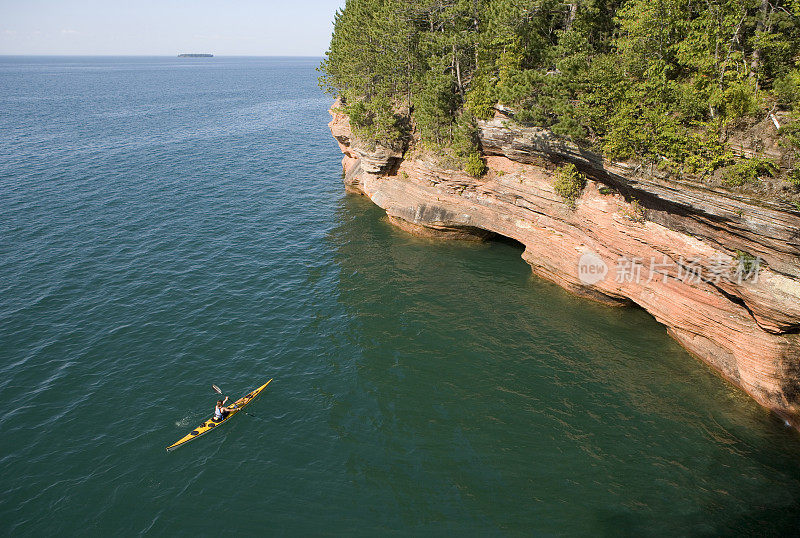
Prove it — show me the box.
[329,100,800,428]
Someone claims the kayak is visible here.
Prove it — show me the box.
[166,379,273,452]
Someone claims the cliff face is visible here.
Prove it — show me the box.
[329,101,800,427]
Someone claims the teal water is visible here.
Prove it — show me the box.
[2,56,800,536]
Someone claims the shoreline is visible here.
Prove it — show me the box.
[329,100,800,430]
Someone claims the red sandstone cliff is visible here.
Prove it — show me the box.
[329,100,800,428]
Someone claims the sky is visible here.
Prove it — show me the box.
[0,0,346,56]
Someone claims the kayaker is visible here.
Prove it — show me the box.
[213,397,234,422]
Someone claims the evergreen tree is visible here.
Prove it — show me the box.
[320,0,800,189]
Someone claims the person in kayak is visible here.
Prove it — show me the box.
[212,396,235,422]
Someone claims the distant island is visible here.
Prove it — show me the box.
[178,53,213,58]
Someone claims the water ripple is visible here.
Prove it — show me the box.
[2,56,800,537]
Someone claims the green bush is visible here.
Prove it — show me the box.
[553,163,587,208]
[344,97,405,148]
[451,117,480,158]
[682,120,732,174]
[712,81,759,120]
[723,158,776,187]
[624,199,647,223]
[787,169,800,189]
[465,151,486,177]
[602,112,640,161]
[734,250,759,273]
[775,70,800,110]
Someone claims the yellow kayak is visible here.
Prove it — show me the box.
[166,379,272,452]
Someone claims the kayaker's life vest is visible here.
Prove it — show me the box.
[214,405,224,420]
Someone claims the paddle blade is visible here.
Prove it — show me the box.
[212,384,222,394]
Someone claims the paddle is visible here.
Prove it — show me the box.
[211,384,261,420]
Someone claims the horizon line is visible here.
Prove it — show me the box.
[0,54,326,58]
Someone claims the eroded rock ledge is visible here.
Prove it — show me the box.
[329,101,800,428]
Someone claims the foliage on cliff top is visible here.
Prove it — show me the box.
[319,0,800,202]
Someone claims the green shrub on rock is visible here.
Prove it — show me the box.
[776,70,800,110]
[465,152,486,178]
[723,158,776,188]
[553,163,587,208]
[787,169,800,189]
[624,199,647,223]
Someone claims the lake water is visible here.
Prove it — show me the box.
[2,56,800,535]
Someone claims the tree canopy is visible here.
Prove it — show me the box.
[320,0,800,194]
